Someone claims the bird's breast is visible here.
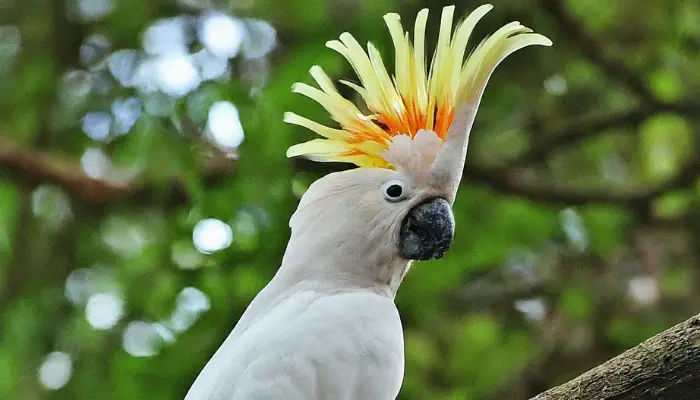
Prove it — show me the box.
[187,289,405,400]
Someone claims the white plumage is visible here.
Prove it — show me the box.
[186,285,404,399]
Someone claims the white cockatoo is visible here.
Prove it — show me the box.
[186,4,551,399]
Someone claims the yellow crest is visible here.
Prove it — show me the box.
[284,4,552,170]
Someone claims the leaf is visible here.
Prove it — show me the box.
[639,113,693,183]
[648,69,684,102]
[560,286,594,322]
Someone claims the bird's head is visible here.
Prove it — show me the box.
[282,4,551,288]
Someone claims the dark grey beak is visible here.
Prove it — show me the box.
[398,198,455,261]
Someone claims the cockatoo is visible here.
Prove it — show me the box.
[186,4,550,399]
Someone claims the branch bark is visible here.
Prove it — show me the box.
[530,312,700,400]
[508,101,700,169]
[0,136,135,204]
[0,135,235,207]
[462,165,648,206]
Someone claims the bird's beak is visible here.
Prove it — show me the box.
[398,198,455,260]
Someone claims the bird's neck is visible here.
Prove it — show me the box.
[277,236,411,298]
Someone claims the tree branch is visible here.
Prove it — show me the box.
[463,165,647,206]
[509,103,692,168]
[509,108,651,168]
[0,136,134,204]
[464,155,700,208]
[0,135,235,207]
[530,312,700,400]
[509,100,700,168]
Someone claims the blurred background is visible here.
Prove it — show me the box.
[0,0,699,398]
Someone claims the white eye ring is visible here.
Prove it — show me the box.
[381,180,407,202]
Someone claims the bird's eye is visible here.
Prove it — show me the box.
[381,180,407,202]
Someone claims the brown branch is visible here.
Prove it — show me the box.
[509,108,650,168]
[530,312,700,400]
[463,165,647,206]
[540,0,656,102]
[466,155,700,209]
[509,101,700,168]
[0,135,235,207]
[0,136,135,204]
[490,100,700,208]
[473,159,699,209]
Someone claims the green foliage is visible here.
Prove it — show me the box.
[639,113,694,183]
[560,286,594,322]
[1,0,699,399]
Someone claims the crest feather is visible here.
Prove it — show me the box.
[284,4,552,171]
